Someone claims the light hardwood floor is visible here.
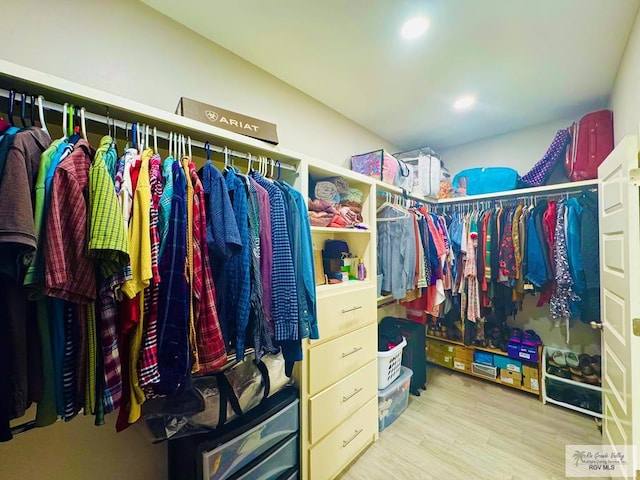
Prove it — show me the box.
[339,366,604,480]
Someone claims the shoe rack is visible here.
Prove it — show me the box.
[541,346,603,418]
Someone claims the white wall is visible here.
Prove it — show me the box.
[440,116,576,177]
[1,0,399,167]
[611,5,640,144]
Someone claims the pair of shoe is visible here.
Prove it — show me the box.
[509,328,542,347]
[548,350,602,385]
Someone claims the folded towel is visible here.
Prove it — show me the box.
[315,181,339,204]
[308,198,337,214]
[309,213,333,227]
[341,188,364,204]
[331,176,349,195]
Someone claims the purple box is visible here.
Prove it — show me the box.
[517,345,539,363]
[507,342,520,360]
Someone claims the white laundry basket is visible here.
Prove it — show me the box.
[377,337,407,389]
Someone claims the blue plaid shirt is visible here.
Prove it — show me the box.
[156,162,190,395]
[253,173,298,341]
[223,168,251,359]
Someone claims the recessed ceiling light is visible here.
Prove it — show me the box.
[453,95,476,111]
[401,17,430,40]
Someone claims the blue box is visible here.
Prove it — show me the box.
[493,355,522,373]
[473,351,493,366]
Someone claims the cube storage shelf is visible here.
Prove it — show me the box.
[426,335,541,397]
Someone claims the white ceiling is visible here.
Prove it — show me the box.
[141,0,639,151]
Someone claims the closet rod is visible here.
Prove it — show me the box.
[0,89,297,173]
[434,187,598,211]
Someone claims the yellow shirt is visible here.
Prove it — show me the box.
[125,148,153,423]
[182,157,198,372]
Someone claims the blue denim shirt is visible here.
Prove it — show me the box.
[565,197,585,294]
[279,182,318,340]
[377,211,416,299]
[525,213,546,288]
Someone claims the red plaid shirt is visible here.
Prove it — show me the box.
[139,154,162,388]
[45,140,97,303]
[190,165,227,373]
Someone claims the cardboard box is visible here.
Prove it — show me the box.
[474,350,494,366]
[493,355,522,373]
[499,369,523,386]
[426,340,455,356]
[454,346,474,363]
[426,350,453,368]
[453,357,470,372]
[472,362,498,379]
[522,365,540,391]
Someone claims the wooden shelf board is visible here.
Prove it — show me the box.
[426,334,464,346]
[437,179,599,204]
[427,361,539,397]
[426,335,541,364]
[310,226,371,234]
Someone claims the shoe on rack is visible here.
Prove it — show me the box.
[591,355,602,374]
[581,364,595,376]
[571,374,584,383]
[509,328,523,344]
[569,366,582,376]
[522,330,542,347]
[565,352,580,368]
[551,350,567,368]
[547,365,561,376]
[584,374,599,384]
[556,368,572,379]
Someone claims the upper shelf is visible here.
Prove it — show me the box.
[437,179,599,204]
[310,226,371,234]
[0,59,305,165]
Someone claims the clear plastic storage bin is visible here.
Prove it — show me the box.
[202,399,299,480]
[378,366,413,431]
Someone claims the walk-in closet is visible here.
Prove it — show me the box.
[1,1,640,480]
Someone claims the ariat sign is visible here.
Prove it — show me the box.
[176,97,279,145]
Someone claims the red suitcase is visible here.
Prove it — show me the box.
[565,109,614,181]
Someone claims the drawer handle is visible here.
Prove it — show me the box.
[341,347,363,358]
[342,429,363,448]
[342,387,363,403]
[341,305,363,314]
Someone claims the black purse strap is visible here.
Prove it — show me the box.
[255,359,271,403]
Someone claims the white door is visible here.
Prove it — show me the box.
[598,133,640,478]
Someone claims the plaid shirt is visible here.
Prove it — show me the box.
[158,157,174,261]
[44,140,97,303]
[98,281,122,413]
[88,136,129,278]
[251,179,274,335]
[247,180,276,360]
[253,173,298,341]
[223,168,252,358]
[190,165,227,373]
[155,162,189,395]
[139,154,162,388]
